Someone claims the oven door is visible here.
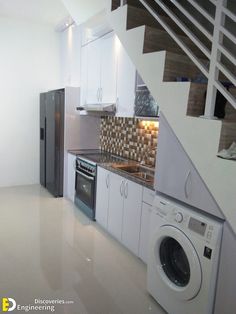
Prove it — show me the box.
[75,168,96,218]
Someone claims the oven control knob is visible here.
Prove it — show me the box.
[175,212,183,223]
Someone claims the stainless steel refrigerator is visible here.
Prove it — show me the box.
[40,89,65,197]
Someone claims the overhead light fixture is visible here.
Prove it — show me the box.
[55,16,75,32]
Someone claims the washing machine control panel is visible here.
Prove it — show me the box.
[152,196,222,246]
[175,212,184,223]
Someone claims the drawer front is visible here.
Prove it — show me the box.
[143,187,155,205]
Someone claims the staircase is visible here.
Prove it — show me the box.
[108,0,236,233]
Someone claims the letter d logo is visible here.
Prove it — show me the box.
[2,298,16,312]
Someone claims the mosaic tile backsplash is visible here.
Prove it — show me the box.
[100,117,159,167]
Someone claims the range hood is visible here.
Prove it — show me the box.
[76,103,116,115]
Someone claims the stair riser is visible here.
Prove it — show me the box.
[187,83,207,117]
[143,27,206,59]
[126,5,186,35]
[111,0,120,11]
[163,53,206,82]
[126,6,162,30]
[219,122,236,151]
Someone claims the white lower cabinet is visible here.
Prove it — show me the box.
[67,153,76,202]
[121,180,142,255]
[107,172,125,241]
[95,167,143,256]
[138,187,155,264]
[139,202,152,264]
[95,167,110,229]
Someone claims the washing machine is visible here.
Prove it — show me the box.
[147,195,223,314]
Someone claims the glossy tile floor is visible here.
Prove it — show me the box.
[0,185,166,314]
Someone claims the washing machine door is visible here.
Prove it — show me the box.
[152,225,202,301]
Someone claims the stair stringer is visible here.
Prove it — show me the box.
[109,5,236,233]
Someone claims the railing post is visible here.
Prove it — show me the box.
[204,0,226,119]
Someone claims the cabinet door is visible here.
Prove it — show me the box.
[100,33,118,104]
[139,202,152,264]
[122,180,143,256]
[156,114,224,218]
[80,45,88,109]
[116,41,136,117]
[95,167,110,229]
[86,39,101,105]
[108,173,124,241]
[67,153,76,202]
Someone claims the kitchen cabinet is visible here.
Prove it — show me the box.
[107,172,125,241]
[95,167,110,229]
[86,38,101,105]
[214,222,236,314]
[80,45,88,109]
[121,180,142,255]
[116,42,136,117]
[96,167,143,256]
[156,114,224,219]
[80,33,136,117]
[139,202,152,264]
[83,32,118,106]
[138,187,155,264]
[100,34,118,104]
[67,153,76,202]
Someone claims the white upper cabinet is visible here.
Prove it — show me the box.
[82,32,118,106]
[100,34,119,104]
[80,32,136,117]
[80,45,88,108]
[116,41,136,117]
[86,38,102,105]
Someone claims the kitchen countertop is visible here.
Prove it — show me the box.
[68,149,101,156]
[67,149,155,190]
[98,163,155,190]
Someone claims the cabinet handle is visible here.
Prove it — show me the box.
[120,180,124,196]
[97,88,100,101]
[106,174,109,188]
[100,88,103,102]
[124,181,128,198]
[184,171,191,199]
[116,97,119,112]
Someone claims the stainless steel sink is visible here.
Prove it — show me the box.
[111,163,154,182]
[132,172,154,182]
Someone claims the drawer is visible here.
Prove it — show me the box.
[142,187,155,205]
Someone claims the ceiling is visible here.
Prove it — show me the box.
[0,0,69,26]
[61,0,107,25]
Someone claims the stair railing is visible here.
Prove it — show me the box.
[117,0,236,118]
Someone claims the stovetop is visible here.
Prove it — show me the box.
[77,150,127,164]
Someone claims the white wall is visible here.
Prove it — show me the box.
[0,17,61,187]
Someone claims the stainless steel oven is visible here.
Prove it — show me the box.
[74,157,96,220]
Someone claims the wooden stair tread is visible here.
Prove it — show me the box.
[143,26,207,59]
